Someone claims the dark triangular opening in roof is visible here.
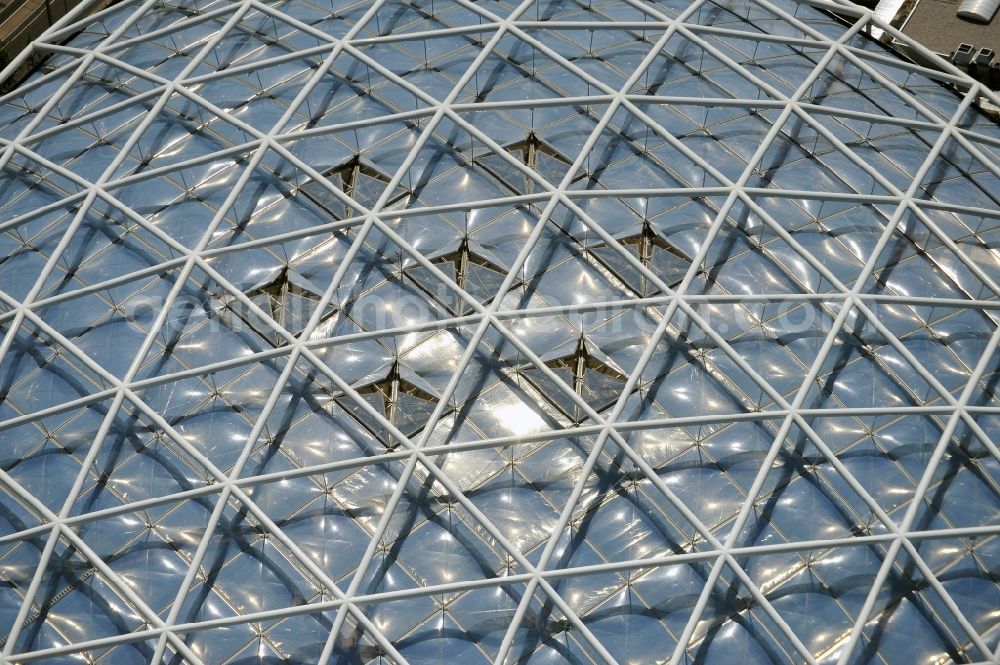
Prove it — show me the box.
[397,113,578,210]
[323,227,465,334]
[350,358,440,439]
[520,335,629,422]
[241,350,396,477]
[406,233,508,314]
[589,219,692,297]
[475,131,579,195]
[411,321,572,441]
[299,152,410,213]
[241,264,328,342]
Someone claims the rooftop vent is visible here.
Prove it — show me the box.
[952,42,977,65]
[957,0,1000,22]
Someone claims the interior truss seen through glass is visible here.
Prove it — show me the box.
[0,0,999,663]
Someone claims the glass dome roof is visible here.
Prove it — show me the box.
[0,0,999,663]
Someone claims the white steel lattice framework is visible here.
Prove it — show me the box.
[0,0,999,663]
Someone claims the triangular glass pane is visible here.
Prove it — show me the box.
[631,32,777,101]
[853,547,985,664]
[519,27,662,92]
[257,609,342,664]
[100,11,237,82]
[460,33,608,103]
[748,109,893,197]
[733,422,899,548]
[73,497,208,620]
[806,111,935,192]
[110,94,256,181]
[920,133,1000,210]
[9,535,147,654]
[108,147,252,250]
[448,435,598,559]
[801,305,943,421]
[38,199,182,300]
[22,101,152,185]
[911,535,1000,653]
[173,499,330,621]
[131,355,286,474]
[359,0,484,37]
[805,52,934,124]
[573,106,725,191]
[134,266,286,379]
[550,440,693,566]
[0,200,80,302]
[748,194,892,291]
[257,0,366,41]
[0,320,113,416]
[736,541,889,662]
[847,47,966,123]
[702,33,830,97]
[0,531,52,642]
[36,267,182,380]
[910,422,1000,533]
[504,585,610,664]
[350,31,480,103]
[70,399,219,517]
[678,560,803,665]
[2,398,112,514]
